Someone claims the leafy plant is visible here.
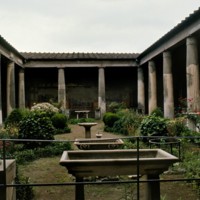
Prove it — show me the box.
[4,108,30,128]
[103,112,120,128]
[15,167,34,200]
[31,102,59,118]
[166,117,187,136]
[150,107,164,117]
[140,115,168,138]
[18,111,55,148]
[51,113,68,129]
[68,118,95,124]
[108,102,126,113]
[112,109,143,135]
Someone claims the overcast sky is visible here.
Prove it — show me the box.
[0,0,199,53]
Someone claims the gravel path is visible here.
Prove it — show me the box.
[55,120,121,142]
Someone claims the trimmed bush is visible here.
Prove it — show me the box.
[51,113,68,129]
[103,112,120,128]
[18,111,55,148]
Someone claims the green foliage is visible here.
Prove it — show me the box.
[181,130,200,144]
[108,102,126,113]
[166,117,188,136]
[103,112,120,128]
[14,149,36,163]
[31,102,59,118]
[15,167,34,200]
[9,142,71,164]
[4,108,30,128]
[68,118,95,124]
[150,107,164,117]
[51,113,68,129]
[54,126,71,134]
[18,111,55,148]
[140,115,168,137]
[177,150,200,193]
[122,139,147,149]
[112,109,143,135]
[0,128,10,139]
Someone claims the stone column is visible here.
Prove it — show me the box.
[148,61,157,114]
[0,55,2,125]
[163,51,174,118]
[186,37,200,112]
[137,67,145,113]
[7,61,16,115]
[19,68,25,108]
[58,68,66,110]
[98,67,106,117]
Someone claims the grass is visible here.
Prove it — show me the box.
[17,123,200,200]
[18,154,200,200]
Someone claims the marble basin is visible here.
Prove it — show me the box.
[60,149,178,177]
[74,138,124,150]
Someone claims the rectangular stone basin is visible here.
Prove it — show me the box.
[60,149,178,177]
[74,138,124,150]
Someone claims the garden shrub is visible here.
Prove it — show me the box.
[51,113,68,129]
[68,118,96,124]
[15,167,34,200]
[178,150,200,193]
[18,111,55,149]
[31,102,59,118]
[4,108,30,128]
[108,102,126,113]
[166,117,188,136]
[113,109,143,135]
[14,149,36,163]
[140,115,168,138]
[103,112,120,128]
[13,142,71,164]
[150,107,164,117]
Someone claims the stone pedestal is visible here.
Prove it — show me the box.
[0,159,16,200]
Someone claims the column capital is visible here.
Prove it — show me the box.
[163,51,171,58]
[98,66,106,69]
[187,36,197,46]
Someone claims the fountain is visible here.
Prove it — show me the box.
[74,138,124,150]
[60,149,178,200]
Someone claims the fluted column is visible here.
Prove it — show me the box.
[7,61,16,115]
[19,68,25,108]
[98,67,106,117]
[186,36,200,112]
[163,51,174,118]
[148,60,157,114]
[58,68,66,110]
[137,67,145,113]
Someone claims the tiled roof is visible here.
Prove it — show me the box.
[0,35,24,59]
[21,52,139,60]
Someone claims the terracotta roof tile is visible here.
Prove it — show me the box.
[21,52,139,60]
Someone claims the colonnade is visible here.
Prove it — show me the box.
[58,66,106,117]
[0,36,199,124]
[138,36,199,118]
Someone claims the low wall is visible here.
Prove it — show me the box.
[0,159,16,200]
